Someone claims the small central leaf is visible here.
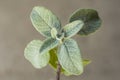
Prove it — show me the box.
[51,28,58,38]
[58,39,83,75]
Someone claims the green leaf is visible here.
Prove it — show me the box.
[51,28,58,38]
[83,59,91,66]
[49,48,72,76]
[69,9,102,35]
[40,38,59,54]
[58,39,83,75]
[49,48,58,69]
[64,59,91,76]
[49,49,90,75]
[63,20,84,38]
[24,40,50,68]
[30,6,61,37]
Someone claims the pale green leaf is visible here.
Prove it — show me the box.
[30,6,61,37]
[49,48,72,76]
[24,40,50,68]
[69,9,102,35]
[63,20,84,38]
[83,59,91,66]
[40,38,59,54]
[63,59,91,75]
[58,39,83,75]
[51,28,58,38]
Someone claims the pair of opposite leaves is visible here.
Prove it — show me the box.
[24,6,101,75]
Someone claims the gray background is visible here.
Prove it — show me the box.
[0,0,120,80]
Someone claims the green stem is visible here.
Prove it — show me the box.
[56,61,61,80]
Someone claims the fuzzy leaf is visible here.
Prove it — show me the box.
[63,20,84,38]
[63,59,91,76]
[83,59,91,66]
[49,48,90,76]
[24,40,50,68]
[49,48,72,76]
[58,39,83,75]
[40,38,59,54]
[69,9,102,35]
[51,28,58,38]
[30,6,61,37]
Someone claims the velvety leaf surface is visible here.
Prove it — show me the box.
[49,48,71,76]
[30,6,61,37]
[24,40,50,68]
[69,9,102,35]
[58,39,83,75]
[40,38,59,54]
[63,20,84,38]
[51,28,58,38]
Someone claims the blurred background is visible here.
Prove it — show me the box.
[0,0,120,80]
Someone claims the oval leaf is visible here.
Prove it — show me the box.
[30,6,61,37]
[58,39,83,75]
[63,20,84,38]
[40,38,59,54]
[69,9,102,35]
[49,48,72,76]
[24,40,50,68]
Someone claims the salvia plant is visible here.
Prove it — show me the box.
[24,6,102,80]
